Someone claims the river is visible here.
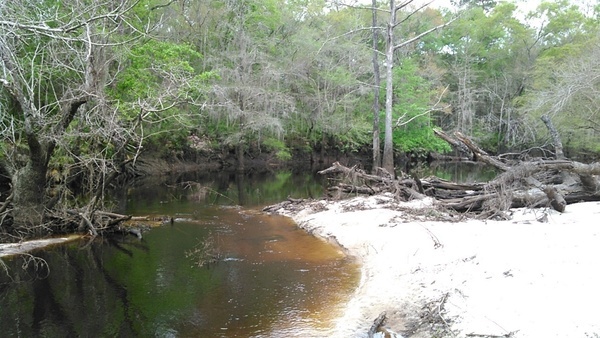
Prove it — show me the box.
[0,169,360,337]
[0,162,494,337]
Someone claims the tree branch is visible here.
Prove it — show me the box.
[330,1,391,13]
[317,26,383,55]
[394,0,417,12]
[394,17,457,51]
[394,0,434,28]
[395,86,449,128]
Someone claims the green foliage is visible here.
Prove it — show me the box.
[531,0,589,47]
[111,40,209,103]
[262,138,292,161]
[440,3,527,76]
[389,58,451,155]
[337,118,372,153]
[522,16,600,157]
[451,0,497,11]
[393,125,451,155]
[108,39,218,155]
[8,0,600,179]
[244,0,283,34]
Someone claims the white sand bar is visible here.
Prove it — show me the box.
[283,194,600,337]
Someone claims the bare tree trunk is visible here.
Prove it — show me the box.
[371,0,381,172]
[1,41,76,227]
[11,160,47,228]
[541,114,565,160]
[11,100,86,227]
[236,142,245,172]
[457,64,475,134]
[380,1,455,176]
[382,0,396,176]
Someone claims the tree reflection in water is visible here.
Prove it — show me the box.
[0,170,359,337]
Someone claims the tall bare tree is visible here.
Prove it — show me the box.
[381,0,455,174]
[372,0,382,171]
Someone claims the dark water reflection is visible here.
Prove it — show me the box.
[120,169,326,212]
[417,161,498,183]
[0,170,359,337]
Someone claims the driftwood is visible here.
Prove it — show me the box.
[367,311,387,338]
[263,198,299,213]
[318,128,600,216]
[319,161,426,201]
[48,208,140,238]
[455,129,600,213]
[0,194,163,242]
[433,129,472,158]
[541,114,565,160]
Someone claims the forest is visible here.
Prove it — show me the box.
[1,0,600,240]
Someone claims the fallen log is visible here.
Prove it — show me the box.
[262,197,310,213]
[318,161,392,184]
[454,132,510,171]
[433,130,472,158]
[330,183,380,195]
[421,177,485,191]
[438,131,600,213]
[319,131,600,217]
[319,157,600,215]
[317,126,600,217]
[96,211,132,227]
[317,162,427,201]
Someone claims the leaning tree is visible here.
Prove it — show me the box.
[0,0,208,238]
[0,0,148,234]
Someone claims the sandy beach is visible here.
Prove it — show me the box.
[277,193,600,337]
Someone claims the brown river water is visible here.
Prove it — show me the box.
[0,163,488,336]
[0,170,359,337]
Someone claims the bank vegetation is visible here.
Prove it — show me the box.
[2,0,600,241]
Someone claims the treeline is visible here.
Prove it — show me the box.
[1,0,600,233]
[134,0,600,163]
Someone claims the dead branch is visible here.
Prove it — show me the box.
[67,210,98,237]
[541,115,565,160]
[0,193,13,214]
[318,126,600,217]
[433,129,472,157]
[318,161,391,184]
[262,197,311,214]
[436,131,600,213]
[454,132,509,171]
[367,311,387,338]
